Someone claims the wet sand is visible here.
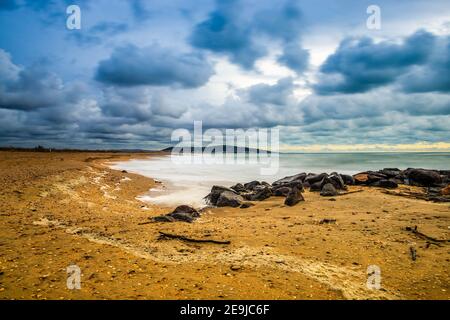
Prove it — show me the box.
[0,151,449,299]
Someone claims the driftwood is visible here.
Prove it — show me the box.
[409,246,417,261]
[158,231,231,244]
[138,221,153,225]
[382,190,450,203]
[336,189,364,196]
[405,226,450,245]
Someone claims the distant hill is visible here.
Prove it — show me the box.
[161,145,272,154]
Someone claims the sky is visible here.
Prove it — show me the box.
[0,0,449,151]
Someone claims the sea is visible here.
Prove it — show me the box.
[110,152,450,207]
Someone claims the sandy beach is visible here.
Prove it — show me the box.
[0,151,449,300]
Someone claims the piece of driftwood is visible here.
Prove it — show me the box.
[382,190,450,203]
[336,190,364,196]
[138,221,153,225]
[158,231,231,244]
[409,246,417,261]
[405,226,449,244]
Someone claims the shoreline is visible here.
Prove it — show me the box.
[0,151,449,300]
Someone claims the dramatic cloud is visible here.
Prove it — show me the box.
[399,35,450,93]
[244,77,295,106]
[68,21,129,46]
[314,30,437,94]
[95,44,214,88]
[189,0,309,73]
[1,1,449,150]
[0,49,84,111]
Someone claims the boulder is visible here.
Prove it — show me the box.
[272,173,306,187]
[372,179,398,189]
[248,186,272,201]
[320,183,338,196]
[305,173,328,185]
[205,185,238,206]
[230,183,246,193]
[216,191,244,207]
[310,180,323,191]
[322,173,345,190]
[243,181,262,191]
[284,187,304,206]
[152,205,200,223]
[273,186,291,197]
[171,205,199,216]
[353,173,369,184]
[340,174,355,185]
[407,169,442,187]
[169,212,197,223]
[380,168,401,178]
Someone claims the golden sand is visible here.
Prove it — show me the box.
[0,151,448,299]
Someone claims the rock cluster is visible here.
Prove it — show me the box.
[353,168,449,188]
[153,168,450,222]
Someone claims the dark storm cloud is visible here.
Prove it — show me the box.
[189,0,309,72]
[314,30,436,94]
[95,44,214,88]
[277,42,309,74]
[399,35,450,93]
[245,77,295,106]
[0,49,84,111]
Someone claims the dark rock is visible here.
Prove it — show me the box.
[204,185,238,206]
[121,170,128,173]
[284,187,304,206]
[320,183,338,196]
[322,173,346,190]
[152,205,200,223]
[407,169,442,187]
[379,168,401,178]
[371,179,398,189]
[272,173,306,187]
[171,205,199,216]
[367,173,387,184]
[230,183,246,193]
[372,179,398,189]
[305,173,328,185]
[216,191,244,207]
[273,186,291,197]
[248,186,272,201]
[310,180,323,192]
[243,181,262,191]
[261,181,271,187]
[240,202,254,209]
[168,212,197,223]
[340,174,355,185]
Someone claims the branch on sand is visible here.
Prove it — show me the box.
[405,226,450,245]
[158,231,231,245]
[336,189,364,196]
